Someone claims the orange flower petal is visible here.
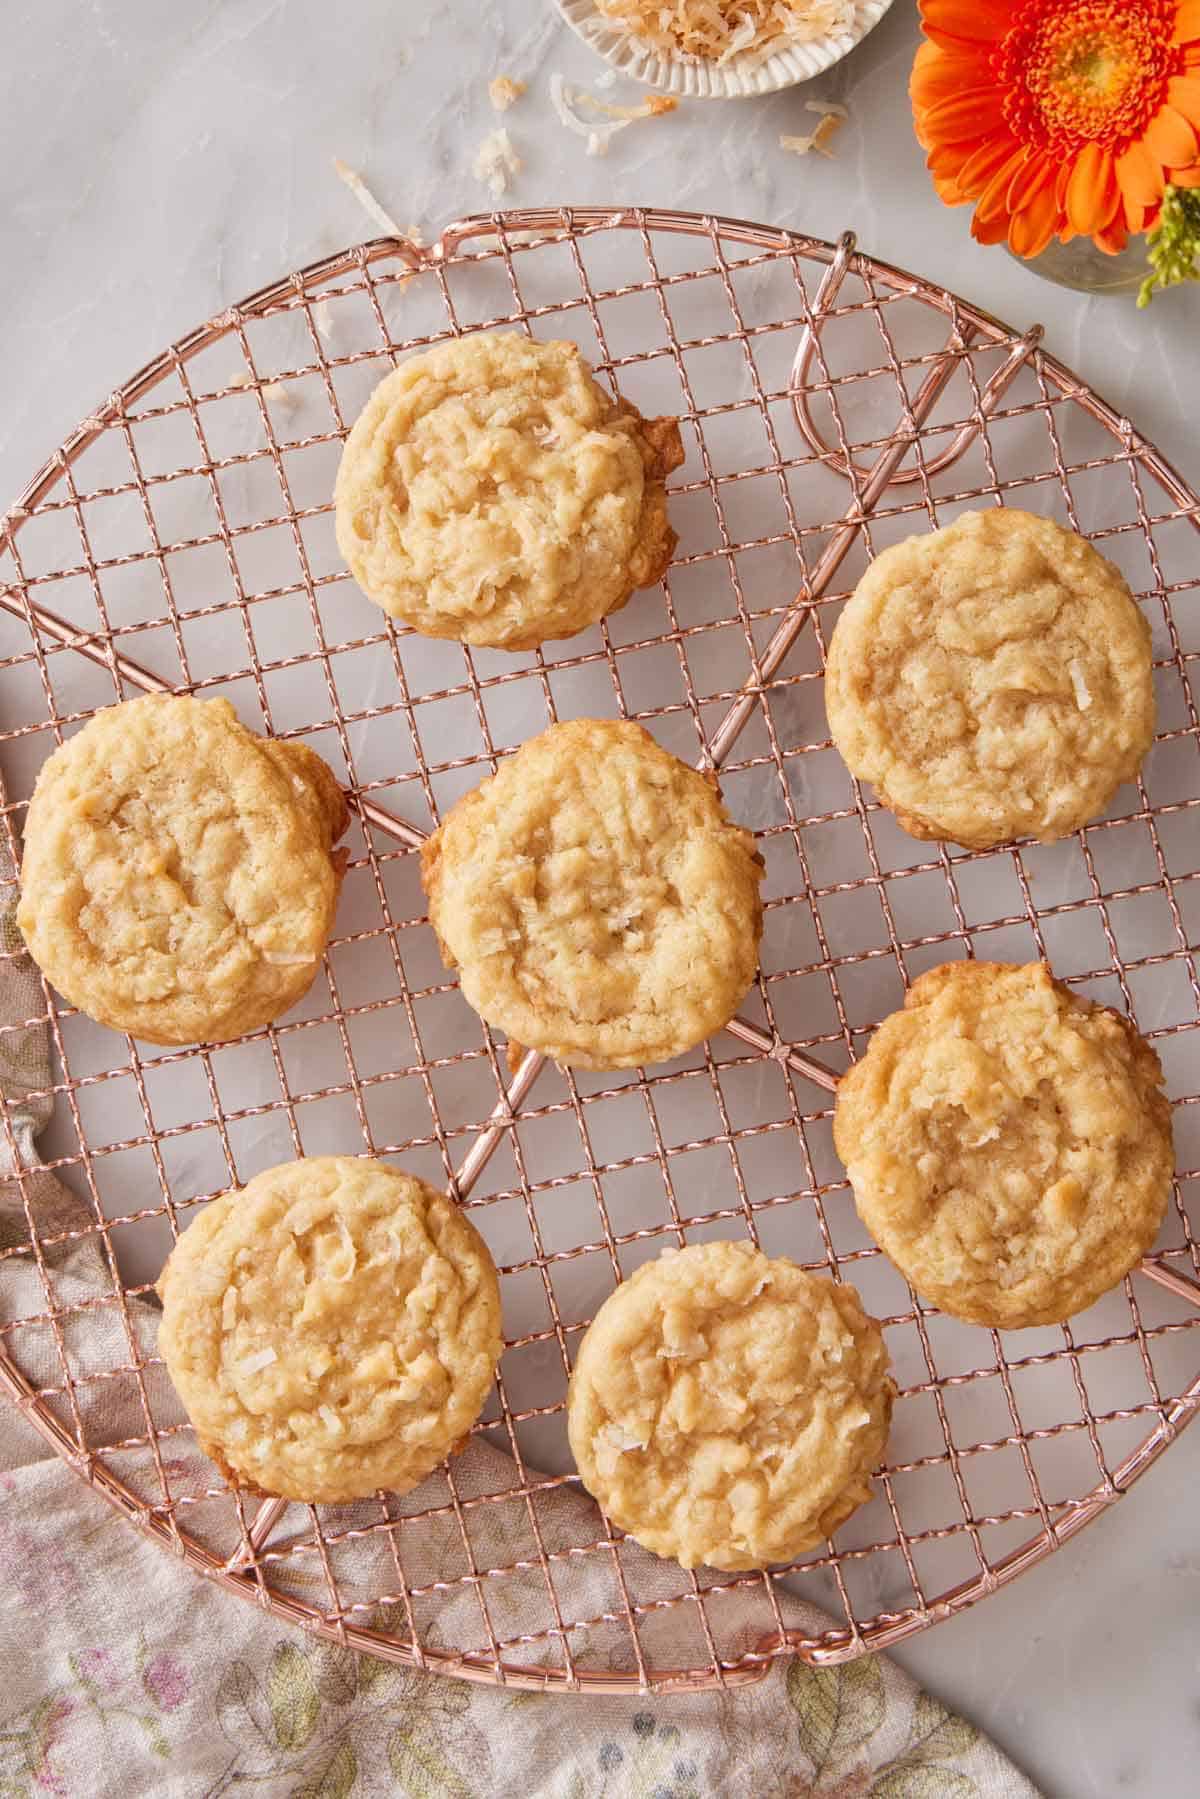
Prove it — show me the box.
[910,45,993,109]
[1116,139,1167,208]
[922,88,1010,144]
[933,171,968,204]
[1007,154,1052,215]
[928,142,971,180]
[1173,0,1200,44]
[971,207,1011,246]
[1009,182,1060,259]
[921,0,1011,45]
[1170,161,1200,186]
[974,146,1030,225]
[955,133,1023,199]
[1168,75,1200,125]
[1093,218,1129,255]
[1122,192,1147,234]
[1143,104,1199,168]
[1066,144,1120,234]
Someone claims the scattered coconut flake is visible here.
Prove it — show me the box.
[594,0,855,68]
[489,74,527,112]
[263,950,315,966]
[780,100,849,161]
[312,299,336,340]
[333,157,404,237]
[221,1287,238,1330]
[239,1347,278,1376]
[550,73,677,158]
[1069,660,1093,711]
[472,126,522,196]
[261,380,298,417]
[319,1403,345,1436]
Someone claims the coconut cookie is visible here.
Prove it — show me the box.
[18,695,348,1045]
[834,962,1173,1329]
[157,1157,503,1504]
[824,509,1155,849]
[334,332,684,649]
[567,1241,894,1571]
[420,719,764,1070]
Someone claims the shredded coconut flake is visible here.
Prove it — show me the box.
[332,1213,358,1281]
[319,1403,345,1436]
[595,0,855,66]
[333,157,404,237]
[489,74,527,112]
[221,1287,238,1330]
[780,100,849,160]
[550,73,675,157]
[1069,660,1093,711]
[239,1347,278,1376]
[472,126,522,195]
[601,1423,647,1452]
[263,950,315,966]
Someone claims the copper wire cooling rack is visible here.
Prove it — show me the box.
[1,207,1200,1694]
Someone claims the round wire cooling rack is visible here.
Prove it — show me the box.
[1,206,1199,1696]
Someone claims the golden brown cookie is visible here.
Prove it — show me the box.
[17,695,348,1045]
[334,332,683,649]
[834,961,1173,1328]
[420,719,764,1069]
[824,509,1155,848]
[567,1240,894,1571]
[156,1156,503,1504]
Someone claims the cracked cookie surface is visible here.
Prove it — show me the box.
[834,961,1173,1328]
[18,694,348,1045]
[334,332,683,649]
[567,1240,894,1571]
[420,719,763,1070]
[157,1156,502,1504]
[824,509,1155,848]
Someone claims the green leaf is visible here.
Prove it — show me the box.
[268,1643,321,1752]
[787,1656,886,1777]
[870,1768,977,1798]
[387,1718,474,1799]
[215,1661,274,1750]
[313,1645,359,1706]
[291,1740,358,1799]
[905,1694,979,1766]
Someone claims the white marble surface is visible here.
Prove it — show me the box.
[2,2,1199,1794]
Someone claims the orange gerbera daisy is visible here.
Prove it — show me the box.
[911,0,1200,257]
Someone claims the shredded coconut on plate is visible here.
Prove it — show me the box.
[780,98,849,159]
[473,126,523,195]
[489,74,527,111]
[594,0,856,67]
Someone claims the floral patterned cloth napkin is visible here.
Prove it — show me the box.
[0,892,1041,1799]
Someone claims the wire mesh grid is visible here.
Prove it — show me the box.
[1,206,1199,1694]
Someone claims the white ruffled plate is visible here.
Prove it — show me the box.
[555,0,896,97]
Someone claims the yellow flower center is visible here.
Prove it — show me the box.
[1000,0,1180,154]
